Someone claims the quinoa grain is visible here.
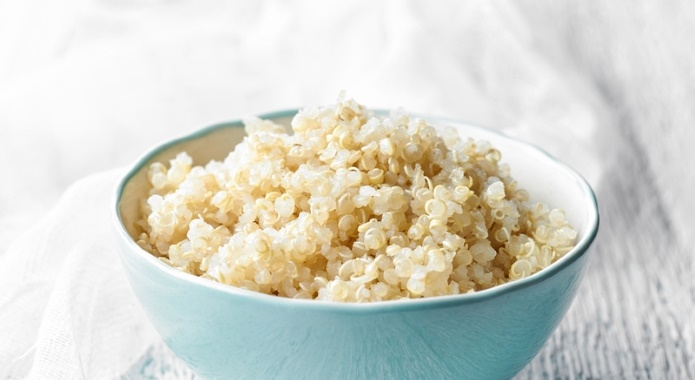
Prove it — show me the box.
[137,96,577,302]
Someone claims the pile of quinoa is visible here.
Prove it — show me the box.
[136,96,577,302]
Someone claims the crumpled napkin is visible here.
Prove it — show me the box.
[0,169,158,379]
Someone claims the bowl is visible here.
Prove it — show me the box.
[114,110,599,379]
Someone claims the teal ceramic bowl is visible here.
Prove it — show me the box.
[114,110,599,380]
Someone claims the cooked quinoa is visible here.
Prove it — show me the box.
[136,96,577,302]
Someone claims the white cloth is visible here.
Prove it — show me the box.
[0,170,158,378]
[1,0,693,379]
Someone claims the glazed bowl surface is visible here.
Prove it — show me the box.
[114,110,599,380]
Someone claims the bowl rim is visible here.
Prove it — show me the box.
[113,108,599,313]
